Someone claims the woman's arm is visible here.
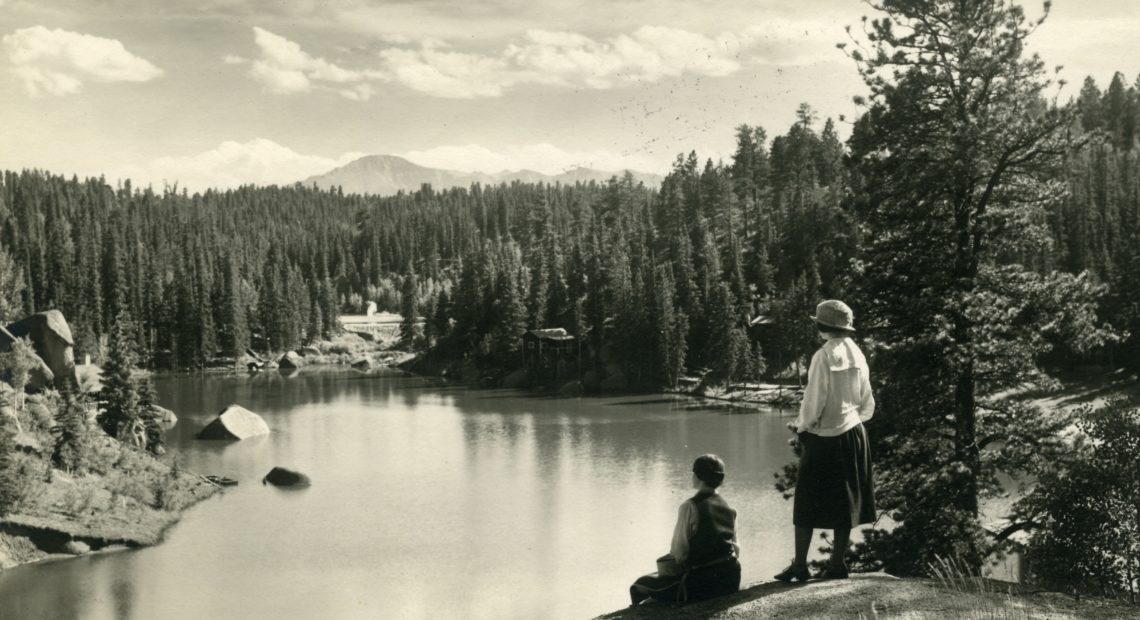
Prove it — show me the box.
[793,350,828,433]
[858,372,876,422]
[669,501,697,565]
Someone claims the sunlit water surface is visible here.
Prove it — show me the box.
[0,368,819,620]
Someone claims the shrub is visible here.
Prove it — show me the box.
[1016,399,1140,602]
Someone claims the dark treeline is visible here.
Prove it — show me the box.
[2,77,1140,378]
[0,109,857,385]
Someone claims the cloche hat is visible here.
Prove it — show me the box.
[811,299,856,332]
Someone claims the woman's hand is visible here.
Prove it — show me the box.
[785,422,804,456]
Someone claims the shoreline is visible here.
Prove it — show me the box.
[0,476,221,573]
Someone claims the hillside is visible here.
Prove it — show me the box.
[302,154,662,196]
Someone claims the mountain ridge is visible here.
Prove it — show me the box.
[303,154,663,196]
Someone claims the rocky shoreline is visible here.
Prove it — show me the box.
[0,465,220,572]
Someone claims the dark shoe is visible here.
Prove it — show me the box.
[816,565,849,580]
[774,564,811,582]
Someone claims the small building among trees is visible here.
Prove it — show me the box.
[522,328,576,383]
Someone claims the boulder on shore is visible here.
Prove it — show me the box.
[64,540,90,556]
[2,309,78,391]
[151,405,177,428]
[299,346,321,357]
[502,369,529,389]
[262,467,311,488]
[14,431,44,455]
[600,365,627,391]
[350,357,372,371]
[278,351,304,369]
[558,380,584,398]
[196,405,270,440]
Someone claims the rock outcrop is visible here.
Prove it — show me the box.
[502,369,529,389]
[351,357,372,371]
[299,346,321,357]
[151,405,177,428]
[9,310,78,388]
[278,351,304,369]
[558,380,584,397]
[262,467,311,488]
[196,405,270,440]
[1,310,77,391]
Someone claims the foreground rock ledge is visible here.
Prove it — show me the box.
[596,573,1135,619]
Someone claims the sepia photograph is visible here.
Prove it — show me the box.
[0,0,1138,618]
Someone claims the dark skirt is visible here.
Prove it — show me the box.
[630,560,741,605]
[793,423,876,529]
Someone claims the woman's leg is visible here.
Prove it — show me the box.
[775,527,814,581]
[830,527,850,569]
[794,526,813,568]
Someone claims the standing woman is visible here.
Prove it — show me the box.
[775,300,876,581]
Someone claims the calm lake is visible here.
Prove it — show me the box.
[0,368,812,620]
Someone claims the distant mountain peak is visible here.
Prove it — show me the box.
[303,155,662,197]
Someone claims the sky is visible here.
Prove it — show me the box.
[0,0,1137,192]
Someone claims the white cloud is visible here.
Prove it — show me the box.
[247,26,373,99]
[377,47,516,98]
[236,21,840,100]
[2,26,163,96]
[401,143,664,176]
[385,26,753,97]
[113,138,365,191]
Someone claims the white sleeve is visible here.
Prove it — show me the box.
[794,351,828,432]
[669,501,697,563]
[858,369,875,422]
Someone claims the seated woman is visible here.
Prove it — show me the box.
[629,454,741,606]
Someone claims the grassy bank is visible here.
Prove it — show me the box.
[0,392,219,572]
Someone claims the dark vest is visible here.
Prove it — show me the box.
[687,491,737,566]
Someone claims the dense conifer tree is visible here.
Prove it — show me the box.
[400,270,419,348]
[846,0,1114,573]
[96,313,144,448]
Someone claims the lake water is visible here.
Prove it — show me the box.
[0,368,816,620]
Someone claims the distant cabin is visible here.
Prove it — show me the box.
[522,328,577,382]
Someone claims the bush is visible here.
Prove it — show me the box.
[0,402,19,516]
[52,392,90,473]
[1016,399,1140,602]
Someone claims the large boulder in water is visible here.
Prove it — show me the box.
[262,467,311,488]
[278,351,304,369]
[196,405,270,440]
[2,310,76,391]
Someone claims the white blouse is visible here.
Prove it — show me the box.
[794,336,875,437]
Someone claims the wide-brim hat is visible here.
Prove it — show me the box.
[810,299,856,332]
